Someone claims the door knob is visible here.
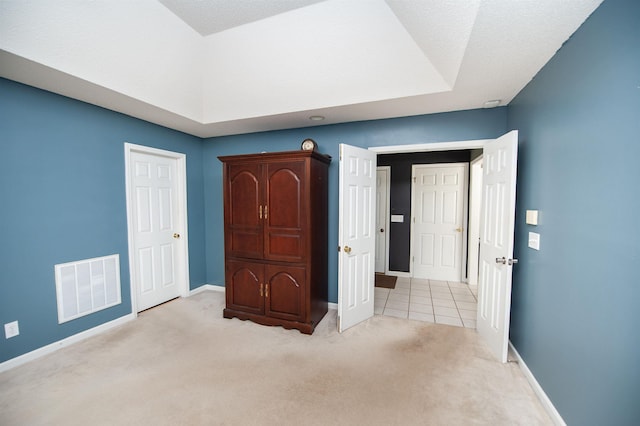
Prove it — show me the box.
[496,257,506,264]
[455,227,463,232]
[508,258,518,265]
[173,233,180,239]
[380,228,384,233]
[344,246,352,254]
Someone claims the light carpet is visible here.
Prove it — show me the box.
[0,291,551,425]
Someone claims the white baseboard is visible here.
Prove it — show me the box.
[189,284,224,296]
[509,341,566,426]
[0,313,136,373]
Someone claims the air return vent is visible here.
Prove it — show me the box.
[54,254,121,324]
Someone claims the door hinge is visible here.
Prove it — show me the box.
[339,145,342,161]
[337,315,341,331]
[413,176,416,183]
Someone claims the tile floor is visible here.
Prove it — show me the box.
[375,276,478,328]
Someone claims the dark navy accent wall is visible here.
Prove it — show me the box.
[0,79,206,363]
[507,0,640,424]
[377,151,471,272]
[203,109,507,303]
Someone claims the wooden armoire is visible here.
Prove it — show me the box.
[218,150,331,334]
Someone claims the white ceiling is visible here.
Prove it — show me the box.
[0,0,602,138]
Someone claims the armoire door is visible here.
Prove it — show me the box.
[225,163,263,260]
[225,259,264,315]
[265,264,306,322]
[263,160,307,262]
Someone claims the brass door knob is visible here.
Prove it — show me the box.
[173,233,180,239]
[344,246,352,254]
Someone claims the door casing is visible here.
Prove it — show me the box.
[375,166,391,274]
[124,142,190,314]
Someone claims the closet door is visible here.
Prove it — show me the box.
[263,160,307,262]
[225,163,263,259]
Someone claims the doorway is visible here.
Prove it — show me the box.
[124,143,191,313]
[375,166,390,273]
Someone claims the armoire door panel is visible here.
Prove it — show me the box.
[225,260,264,315]
[265,265,305,322]
[264,160,306,261]
[265,233,302,262]
[266,163,304,228]
[226,163,263,258]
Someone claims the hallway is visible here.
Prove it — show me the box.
[375,277,478,328]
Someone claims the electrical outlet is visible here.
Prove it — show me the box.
[5,321,19,339]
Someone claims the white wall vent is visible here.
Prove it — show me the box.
[54,254,122,324]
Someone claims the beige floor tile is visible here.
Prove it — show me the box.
[456,301,477,311]
[436,316,463,327]
[383,308,408,319]
[409,312,435,323]
[409,302,433,314]
[388,293,410,303]
[432,298,456,308]
[434,306,459,317]
[385,300,409,311]
[410,295,431,305]
[458,309,477,320]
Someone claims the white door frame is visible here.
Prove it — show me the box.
[409,162,469,282]
[124,143,190,315]
[375,166,391,274]
[467,155,483,286]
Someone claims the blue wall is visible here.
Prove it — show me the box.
[507,0,640,424]
[202,109,508,302]
[0,79,207,363]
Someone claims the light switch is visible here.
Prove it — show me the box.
[526,210,539,225]
[391,214,404,223]
[528,232,540,250]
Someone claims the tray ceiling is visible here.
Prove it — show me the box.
[0,0,602,137]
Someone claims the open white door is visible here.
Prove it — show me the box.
[477,130,518,363]
[338,144,376,332]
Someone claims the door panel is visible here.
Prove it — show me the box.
[264,161,306,262]
[265,264,305,322]
[131,151,180,311]
[412,164,466,281]
[226,259,264,315]
[477,131,518,363]
[338,144,376,332]
[226,163,263,259]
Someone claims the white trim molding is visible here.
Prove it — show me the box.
[0,313,135,373]
[189,284,225,296]
[509,341,567,426]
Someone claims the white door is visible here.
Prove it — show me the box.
[338,144,377,332]
[477,131,518,363]
[375,167,390,273]
[127,147,187,312]
[411,164,467,281]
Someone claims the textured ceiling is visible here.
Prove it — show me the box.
[0,0,603,138]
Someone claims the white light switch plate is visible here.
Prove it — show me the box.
[5,321,19,339]
[528,232,540,250]
[526,210,539,225]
